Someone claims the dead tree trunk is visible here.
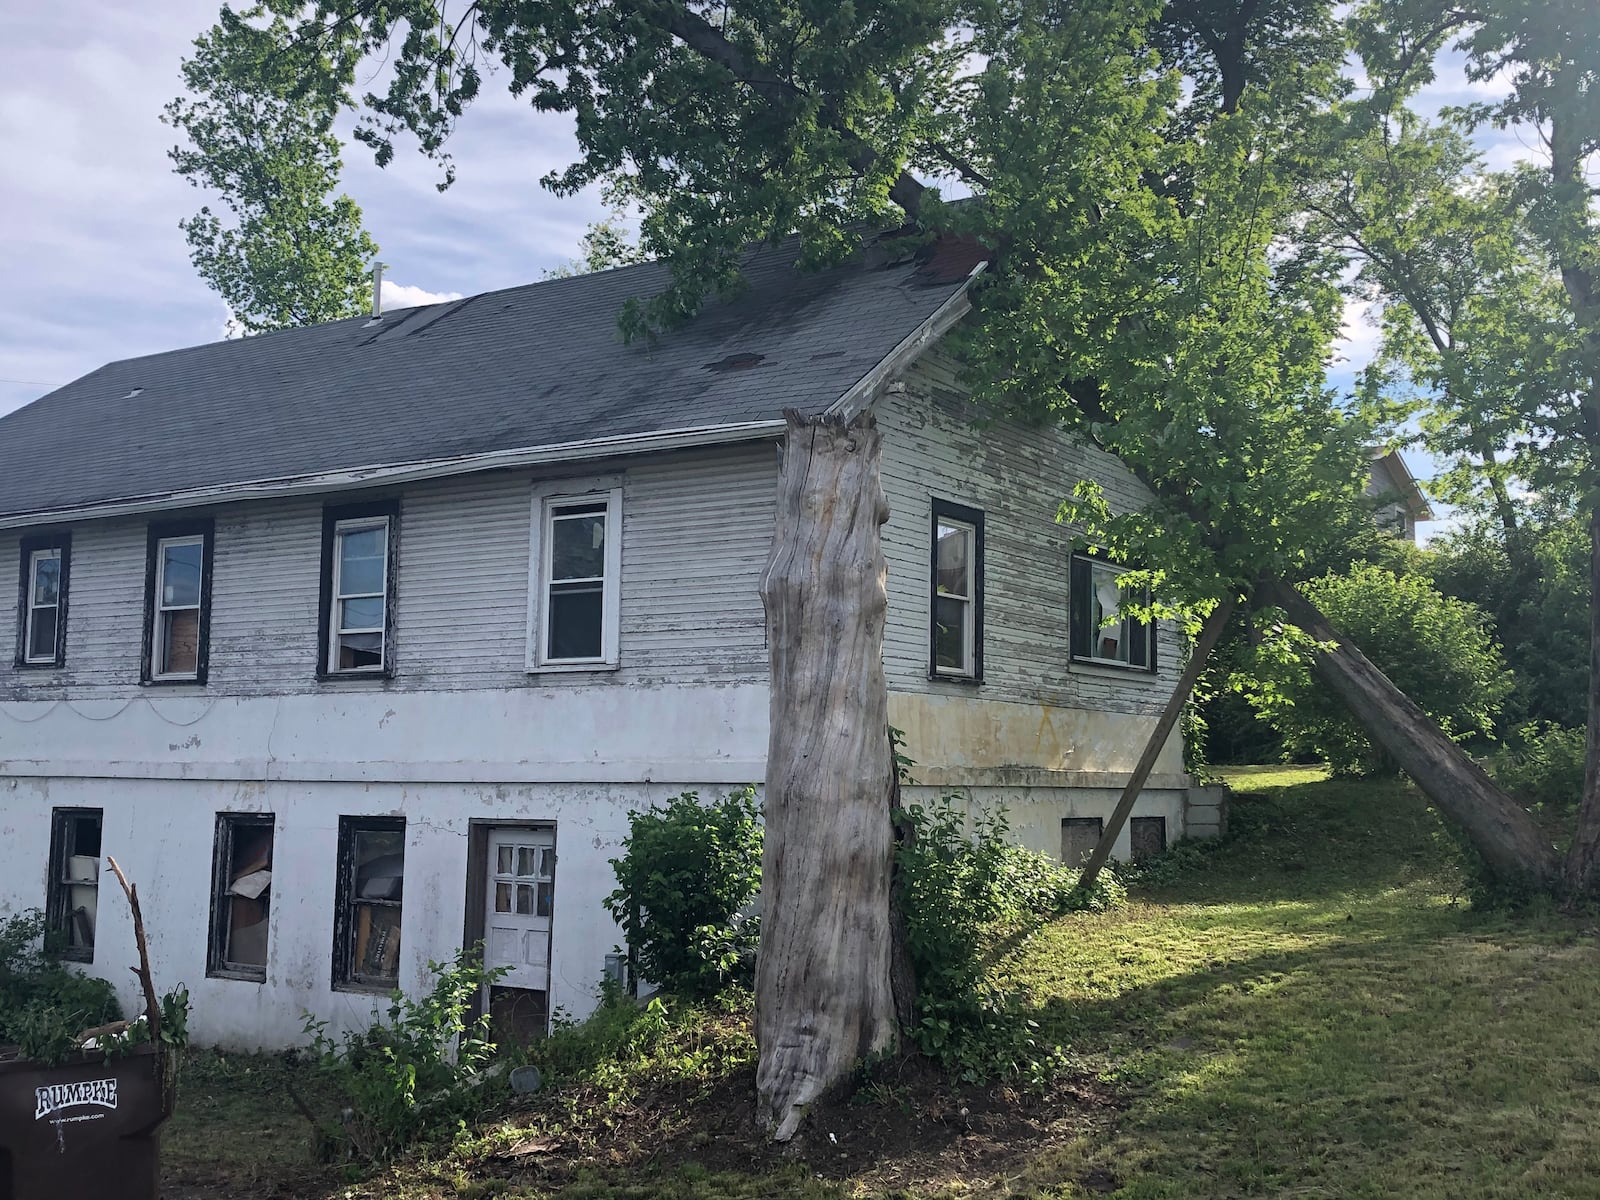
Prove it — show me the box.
[1258,577,1561,888]
[1565,507,1600,895]
[755,409,898,1142]
[1077,594,1236,890]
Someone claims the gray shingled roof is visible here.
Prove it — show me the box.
[0,234,981,519]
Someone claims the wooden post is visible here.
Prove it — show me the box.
[755,410,898,1142]
[1259,577,1562,888]
[1077,594,1236,890]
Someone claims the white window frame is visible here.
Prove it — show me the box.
[152,534,205,681]
[932,516,977,678]
[23,547,62,665]
[328,515,392,675]
[526,480,623,673]
[1071,555,1154,670]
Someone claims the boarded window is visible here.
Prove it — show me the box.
[334,817,405,991]
[1130,816,1167,860]
[47,808,102,961]
[1061,816,1104,866]
[209,814,274,980]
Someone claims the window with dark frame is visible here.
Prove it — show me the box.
[1069,554,1154,671]
[16,533,69,668]
[208,814,274,980]
[143,519,213,684]
[317,500,398,678]
[531,488,622,670]
[333,816,405,991]
[929,500,984,681]
[47,808,102,961]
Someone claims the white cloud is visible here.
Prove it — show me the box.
[380,280,465,311]
[1330,295,1383,376]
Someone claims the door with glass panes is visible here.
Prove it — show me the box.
[484,828,554,992]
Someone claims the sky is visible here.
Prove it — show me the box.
[0,3,1547,543]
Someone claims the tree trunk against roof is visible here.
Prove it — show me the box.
[755,409,898,1142]
[1258,577,1561,889]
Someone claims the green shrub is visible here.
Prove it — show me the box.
[896,795,1122,1083]
[1491,723,1586,811]
[1253,566,1512,776]
[0,909,122,1063]
[605,788,763,998]
[301,948,507,1161]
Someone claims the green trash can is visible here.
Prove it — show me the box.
[0,1043,169,1200]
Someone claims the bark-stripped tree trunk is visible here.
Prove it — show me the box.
[1077,594,1237,890]
[1259,577,1562,888]
[756,409,897,1142]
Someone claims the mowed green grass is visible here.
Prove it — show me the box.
[164,767,1600,1199]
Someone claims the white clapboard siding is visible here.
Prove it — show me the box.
[875,349,1178,717]
[0,442,777,700]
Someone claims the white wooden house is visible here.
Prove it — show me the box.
[0,234,1220,1049]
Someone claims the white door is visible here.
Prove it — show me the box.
[485,828,555,992]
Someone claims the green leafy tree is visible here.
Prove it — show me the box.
[165,4,378,333]
[1254,565,1513,776]
[541,209,651,279]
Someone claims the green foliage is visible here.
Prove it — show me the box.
[1253,566,1512,776]
[1491,723,1587,814]
[0,909,122,1064]
[605,788,763,998]
[542,210,651,279]
[301,947,507,1161]
[165,4,378,332]
[895,795,1122,1082]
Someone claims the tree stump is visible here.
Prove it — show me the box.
[755,409,897,1141]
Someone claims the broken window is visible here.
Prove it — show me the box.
[319,500,398,677]
[930,499,983,680]
[334,816,405,991]
[145,520,212,683]
[47,808,102,961]
[209,814,274,980]
[16,534,69,668]
[531,488,622,669]
[1069,555,1153,671]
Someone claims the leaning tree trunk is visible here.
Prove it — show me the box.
[755,410,898,1142]
[1259,577,1562,889]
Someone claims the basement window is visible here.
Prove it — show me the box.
[47,808,102,962]
[208,814,274,981]
[929,499,984,681]
[16,533,70,668]
[333,816,406,991]
[318,500,399,677]
[1061,817,1104,866]
[528,486,622,671]
[1070,554,1154,671]
[145,520,213,683]
[1130,816,1167,860]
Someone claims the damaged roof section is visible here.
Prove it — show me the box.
[0,233,984,521]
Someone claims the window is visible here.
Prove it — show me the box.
[318,500,398,677]
[528,485,622,671]
[333,816,405,991]
[1069,554,1154,671]
[47,808,102,961]
[1061,816,1104,866]
[1130,816,1167,860]
[929,499,984,680]
[208,815,274,981]
[15,533,69,668]
[143,519,213,684]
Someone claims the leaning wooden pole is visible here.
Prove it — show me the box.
[1077,594,1237,890]
[755,409,898,1142]
[1258,577,1561,888]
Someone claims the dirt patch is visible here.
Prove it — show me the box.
[495,1054,1124,1195]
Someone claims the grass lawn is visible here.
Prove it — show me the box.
[164,767,1600,1198]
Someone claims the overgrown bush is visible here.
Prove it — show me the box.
[0,909,122,1063]
[1491,723,1586,812]
[896,795,1122,1083]
[1252,565,1512,776]
[605,788,763,997]
[301,948,507,1161]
